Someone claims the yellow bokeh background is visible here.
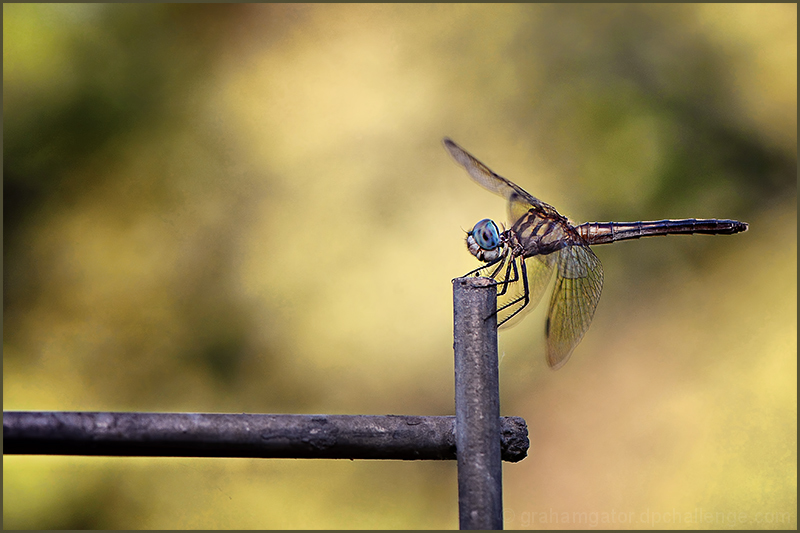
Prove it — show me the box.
[4,4,795,529]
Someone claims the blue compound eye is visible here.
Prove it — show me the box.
[471,219,501,250]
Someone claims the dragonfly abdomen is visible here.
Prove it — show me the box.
[577,218,749,245]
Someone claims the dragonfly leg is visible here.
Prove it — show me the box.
[494,258,531,327]
[495,253,518,297]
[487,253,509,281]
[483,255,519,323]
[461,255,504,280]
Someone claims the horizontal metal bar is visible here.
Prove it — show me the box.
[3,412,528,462]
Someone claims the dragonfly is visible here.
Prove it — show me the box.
[444,137,749,370]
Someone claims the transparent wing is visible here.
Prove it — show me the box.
[443,138,551,224]
[545,245,604,369]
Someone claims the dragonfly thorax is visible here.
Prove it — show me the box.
[466,218,505,262]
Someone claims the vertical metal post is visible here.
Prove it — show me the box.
[453,276,503,530]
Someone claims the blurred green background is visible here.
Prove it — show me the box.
[3,4,796,529]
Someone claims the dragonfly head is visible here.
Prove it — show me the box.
[466,218,504,262]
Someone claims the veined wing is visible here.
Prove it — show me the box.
[545,245,604,369]
[443,138,553,225]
